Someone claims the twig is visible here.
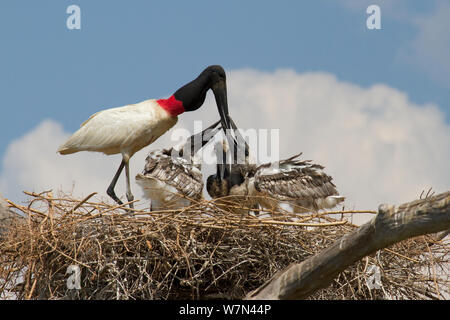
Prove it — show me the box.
[70,192,98,213]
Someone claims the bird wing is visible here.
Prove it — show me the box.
[80,110,102,128]
[58,100,177,156]
[138,151,204,200]
[253,153,339,201]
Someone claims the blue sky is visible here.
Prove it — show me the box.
[1,0,448,155]
[1,1,449,214]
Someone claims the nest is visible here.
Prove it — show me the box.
[0,191,448,300]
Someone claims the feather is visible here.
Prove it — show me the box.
[136,146,204,210]
[58,99,177,156]
[252,154,344,211]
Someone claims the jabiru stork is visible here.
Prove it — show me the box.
[57,65,236,209]
[136,120,221,210]
[207,116,345,214]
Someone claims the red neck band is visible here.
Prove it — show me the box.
[156,95,185,117]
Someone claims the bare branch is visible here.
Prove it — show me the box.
[245,191,450,300]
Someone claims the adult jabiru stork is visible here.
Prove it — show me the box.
[57,65,236,209]
[136,120,221,210]
[206,116,345,215]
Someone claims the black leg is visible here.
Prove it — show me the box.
[107,160,125,205]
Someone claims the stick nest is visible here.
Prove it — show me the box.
[0,191,448,300]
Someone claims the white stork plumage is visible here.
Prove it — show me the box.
[136,120,221,210]
[206,117,345,215]
[57,65,237,209]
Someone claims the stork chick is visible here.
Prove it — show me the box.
[207,116,345,214]
[206,138,258,215]
[136,120,221,210]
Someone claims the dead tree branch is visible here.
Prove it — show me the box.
[245,191,450,300]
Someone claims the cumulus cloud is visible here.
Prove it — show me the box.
[1,68,449,224]
[183,68,450,222]
[0,118,219,211]
[0,120,162,210]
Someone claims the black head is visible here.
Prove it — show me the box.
[206,170,245,198]
[173,65,234,144]
[173,65,226,112]
[206,174,230,198]
[204,65,226,85]
[206,140,229,198]
[206,138,246,199]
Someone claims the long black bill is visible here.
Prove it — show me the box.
[224,115,249,166]
[185,120,221,157]
[228,115,249,159]
[211,80,237,149]
[216,140,228,181]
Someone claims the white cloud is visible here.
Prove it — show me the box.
[1,69,449,224]
[0,118,219,211]
[0,120,159,209]
[189,68,450,223]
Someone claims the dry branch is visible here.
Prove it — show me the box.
[245,191,450,300]
[0,190,448,300]
[0,196,23,237]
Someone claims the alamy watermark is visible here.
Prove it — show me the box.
[168,121,280,166]
[366,5,381,30]
[66,5,81,30]
[66,265,81,290]
[66,4,381,31]
[365,264,382,290]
